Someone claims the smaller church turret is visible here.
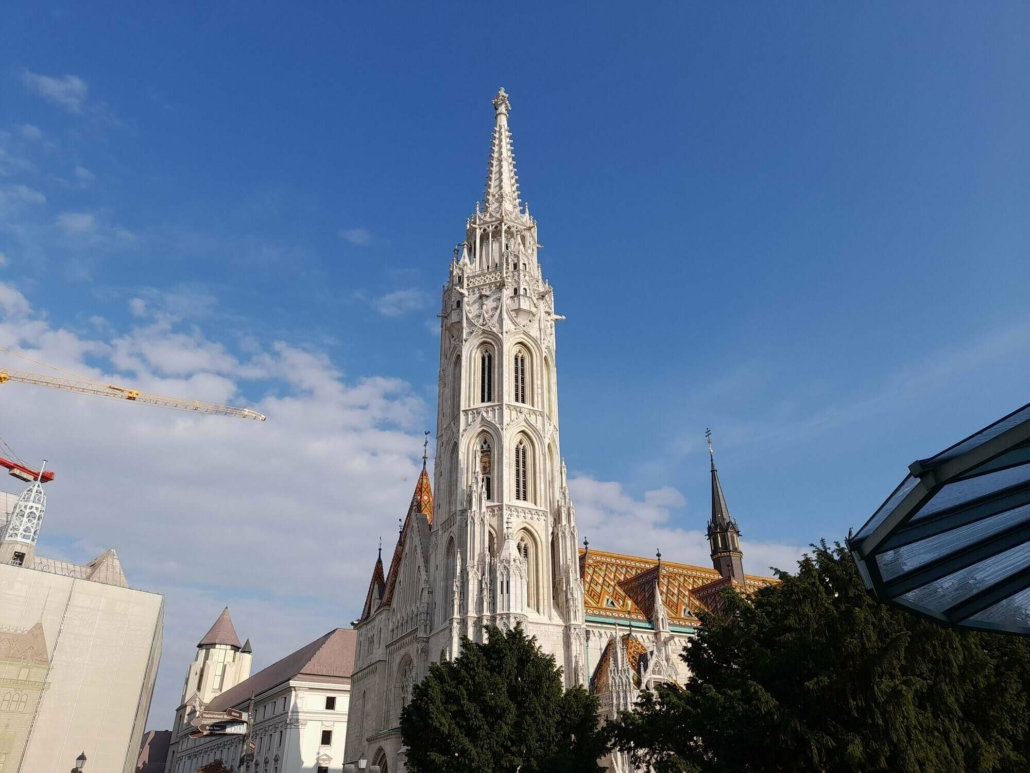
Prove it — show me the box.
[706,430,745,583]
[180,607,250,705]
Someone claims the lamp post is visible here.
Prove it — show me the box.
[75,752,87,771]
[358,752,368,770]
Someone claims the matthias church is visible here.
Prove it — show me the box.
[343,89,773,773]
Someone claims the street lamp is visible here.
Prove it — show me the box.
[358,752,368,770]
[75,752,87,771]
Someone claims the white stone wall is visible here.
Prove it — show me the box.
[166,679,350,773]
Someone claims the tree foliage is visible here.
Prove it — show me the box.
[401,625,606,773]
[198,761,234,773]
[607,542,1030,773]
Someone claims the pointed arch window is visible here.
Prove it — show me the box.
[479,347,494,403]
[514,440,529,502]
[517,532,539,612]
[479,437,493,501]
[513,350,527,404]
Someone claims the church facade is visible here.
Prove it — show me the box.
[343,89,773,773]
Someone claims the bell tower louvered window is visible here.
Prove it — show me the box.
[513,350,527,404]
[480,348,493,403]
[515,440,528,501]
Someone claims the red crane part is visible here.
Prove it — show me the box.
[0,457,54,483]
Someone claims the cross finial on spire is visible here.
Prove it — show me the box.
[583,536,589,554]
[422,430,430,468]
[483,88,521,215]
[656,548,662,567]
[706,428,716,470]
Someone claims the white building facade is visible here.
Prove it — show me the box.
[344,89,774,773]
[164,618,356,773]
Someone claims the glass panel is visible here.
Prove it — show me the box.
[964,584,1030,629]
[910,464,1030,522]
[877,503,1030,581]
[855,475,918,540]
[925,403,1030,466]
[899,540,1030,613]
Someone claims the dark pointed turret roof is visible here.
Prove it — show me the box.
[710,454,734,529]
[240,638,252,654]
[198,607,242,649]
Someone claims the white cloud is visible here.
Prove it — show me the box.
[20,71,89,113]
[19,124,44,141]
[0,252,7,267]
[569,475,804,577]
[339,228,371,246]
[74,166,95,183]
[374,288,428,318]
[129,298,147,317]
[0,184,46,218]
[56,211,96,234]
[0,280,429,729]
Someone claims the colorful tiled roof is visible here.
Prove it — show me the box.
[580,548,775,625]
[591,632,649,693]
[365,465,434,618]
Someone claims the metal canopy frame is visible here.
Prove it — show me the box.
[849,402,1030,636]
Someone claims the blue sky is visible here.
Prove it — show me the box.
[1,1,1029,726]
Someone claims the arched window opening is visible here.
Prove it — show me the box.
[479,347,493,403]
[513,287,519,297]
[488,529,497,558]
[517,532,539,612]
[513,350,527,404]
[479,437,493,501]
[515,440,529,502]
[451,356,461,418]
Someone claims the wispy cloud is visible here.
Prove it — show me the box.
[0,252,8,268]
[569,474,804,576]
[339,227,372,246]
[373,288,428,318]
[20,70,89,113]
[74,166,95,184]
[56,211,96,234]
[19,124,44,142]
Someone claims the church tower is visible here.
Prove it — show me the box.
[179,607,252,705]
[432,88,585,685]
[706,434,745,582]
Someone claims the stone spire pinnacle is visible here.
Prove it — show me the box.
[483,87,521,217]
[705,430,744,582]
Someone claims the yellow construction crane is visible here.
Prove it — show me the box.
[0,349,266,421]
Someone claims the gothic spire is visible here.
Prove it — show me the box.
[0,462,48,568]
[706,430,745,582]
[710,440,733,528]
[483,88,521,217]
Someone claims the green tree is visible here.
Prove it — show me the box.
[607,542,1030,773]
[198,761,234,773]
[401,625,607,773]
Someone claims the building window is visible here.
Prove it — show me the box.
[480,348,493,403]
[317,768,328,773]
[278,730,283,747]
[11,552,24,567]
[514,440,528,501]
[513,351,527,403]
[479,437,492,501]
[325,696,336,710]
[320,730,332,746]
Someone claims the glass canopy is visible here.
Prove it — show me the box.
[849,401,1030,635]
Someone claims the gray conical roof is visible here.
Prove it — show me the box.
[198,607,242,649]
[710,455,733,528]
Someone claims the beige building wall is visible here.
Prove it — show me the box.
[0,563,163,773]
